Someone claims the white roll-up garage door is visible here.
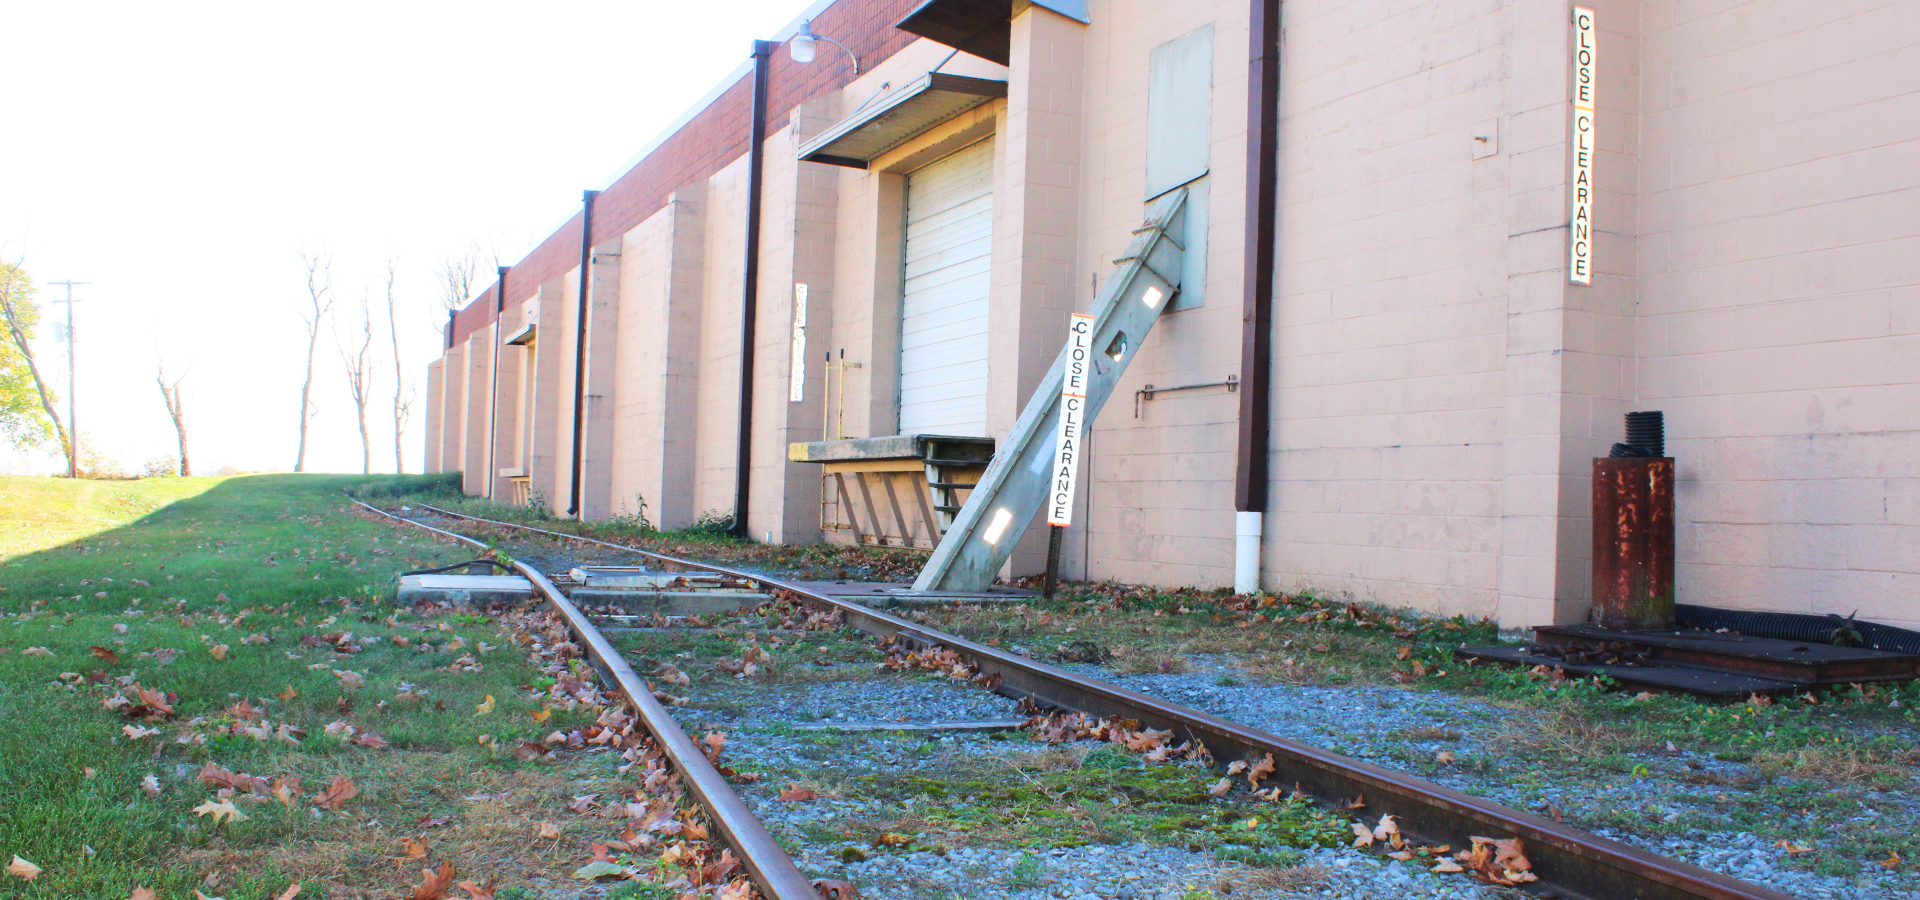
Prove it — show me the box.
[899,138,994,436]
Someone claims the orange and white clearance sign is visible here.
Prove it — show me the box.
[1569,7,1596,285]
[1047,313,1096,527]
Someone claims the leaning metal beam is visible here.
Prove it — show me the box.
[912,187,1189,592]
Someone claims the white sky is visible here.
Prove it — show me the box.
[0,0,812,476]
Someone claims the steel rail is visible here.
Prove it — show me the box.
[404,502,1797,900]
[350,498,823,900]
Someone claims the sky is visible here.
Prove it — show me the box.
[0,0,814,476]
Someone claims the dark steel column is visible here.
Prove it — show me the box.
[732,41,774,538]
[485,267,508,501]
[568,191,599,518]
[1234,0,1281,515]
[1592,457,1677,631]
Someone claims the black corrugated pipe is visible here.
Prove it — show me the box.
[568,190,599,518]
[1233,0,1281,594]
[732,41,774,539]
[486,267,509,500]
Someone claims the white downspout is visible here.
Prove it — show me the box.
[1235,510,1263,594]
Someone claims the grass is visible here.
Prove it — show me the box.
[0,474,645,899]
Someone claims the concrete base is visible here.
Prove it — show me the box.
[568,589,771,616]
[397,574,535,606]
[569,566,752,590]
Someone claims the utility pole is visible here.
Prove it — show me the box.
[48,280,88,478]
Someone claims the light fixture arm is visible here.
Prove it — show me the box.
[813,33,859,73]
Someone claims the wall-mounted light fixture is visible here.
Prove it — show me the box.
[790,19,859,73]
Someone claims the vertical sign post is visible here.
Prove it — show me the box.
[789,283,808,402]
[1045,312,1095,598]
[1569,7,1597,285]
[1048,314,1095,526]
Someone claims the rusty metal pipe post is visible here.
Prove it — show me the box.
[1591,456,1676,631]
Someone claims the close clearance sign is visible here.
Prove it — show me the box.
[1047,313,1095,527]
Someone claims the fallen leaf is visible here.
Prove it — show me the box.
[455,879,495,900]
[1341,795,1366,809]
[193,798,250,826]
[83,766,97,778]
[1432,859,1465,873]
[123,724,162,740]
[142,774,162,797]
[1435,750,1456,765]
[313,776,359,810]
[92,646,120,665]
[537,821,560,840]
[1246,753,1276,788]
[572,860,633,881]
[277,685,299,701]
[208,644,230,661]
[276,884,303,900]
[474,694,495,716]
[778,784,819,802]
[528,706,552,724]
[6,857,41,881]
[194,892,225,900]
[1395,646,1412,660]
[655,663,690,686]
[1373,814,1404,850]
[333,669,365,690]
[20,647,53,657]
[874,832,914,847]
[1209,777,1233,798]
[408,862,455,900]
[397,837,428,860]
[131,888,158,900]
[1350,821,1374,848]
[1883,851,1902,870]
[1775,839,1814,857]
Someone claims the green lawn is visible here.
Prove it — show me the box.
[0,474,627,900]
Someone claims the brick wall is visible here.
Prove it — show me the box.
[449,0,922,347]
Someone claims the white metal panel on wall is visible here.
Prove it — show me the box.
[899,138,994,436]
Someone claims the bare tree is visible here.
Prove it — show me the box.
[0,258,71,463]
[155,358,190,476]
[435,247,480,319]
[384,260,413,473]
[337,291,375,475]
[294,250,335,473]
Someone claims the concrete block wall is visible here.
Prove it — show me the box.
[422,360,444,474]
[1635,0,1920,630]
[1070,0,1248,589]
[418,0,1919,631]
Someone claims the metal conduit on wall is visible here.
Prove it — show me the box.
[485,267,508,501]
[732,40,774,539]
[569,190,598,518]
[1234,0,1281,593]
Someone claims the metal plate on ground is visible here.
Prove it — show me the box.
[1455,645,1804,699]
[1532,625,1920,685]
[397,574,534,605]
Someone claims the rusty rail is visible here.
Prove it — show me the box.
[404,502,1798,900]
[349,498,823,900]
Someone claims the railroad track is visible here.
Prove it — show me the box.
[360,498,1800,900]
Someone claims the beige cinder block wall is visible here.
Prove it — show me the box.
[460,330,493,496]
[423,359,445,474]
[530,277,577,513]
[610,190,706,530]
[580,240,622,521]
[1634,0,1920,631]
[694,157,752,523]
[438,343,466,479]
[1068,0,1247,589]
[488,302,527,501]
